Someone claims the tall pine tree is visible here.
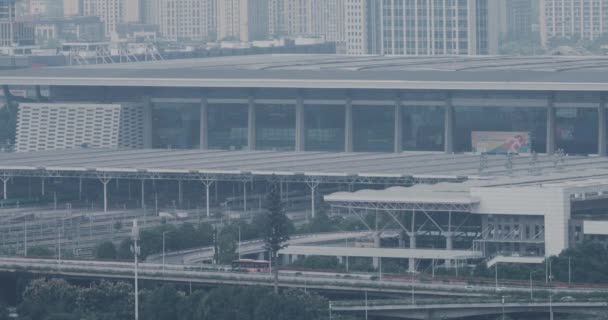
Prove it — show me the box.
[262,178,291,293]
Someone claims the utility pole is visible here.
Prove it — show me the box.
[131,220,140,320]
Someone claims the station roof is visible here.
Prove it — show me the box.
[1,148,608,184]
[4,54,608,91]
[324,185,477,205]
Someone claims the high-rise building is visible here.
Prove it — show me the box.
[158,0,213,41]
[268,0,345,42]
[217,0,268,42]
[123,0,141,23]
[368,0,501,56]
[506,0,535,39]
[83,0,122,35]
[540,0,608,47]
[63,0,81,16]
[1,0,34,46]
[344,0,372,55]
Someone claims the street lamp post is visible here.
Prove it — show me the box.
[530,271,534,301]
[495,263,499,291]
[131,219,140,320]
[364,290,368,320]
[162,230,169,273]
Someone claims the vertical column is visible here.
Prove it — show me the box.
[141,179,145,209]
[444,94,454,154]
[143,96,153,148]
[295,94,305,151]
[599,95,607,157]
[178,180,183,207]
[546,94,556,155]
[372,233,380,269]
[247,95,256,151]
[445,211,453,267]
[394,98,403,153]
[345,96,354,152]
[408,211,416,273]
[200,96,209,150]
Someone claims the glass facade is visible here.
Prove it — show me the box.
[255,104,295,151]
[304,104,345,152]
[353,105,394,152]
[556,108,598,155]
[401,106,444,151]
[453,106,547,153]
[208,103,248,150]
[152,102,200,149]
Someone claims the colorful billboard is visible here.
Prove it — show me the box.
[471,131,531,154]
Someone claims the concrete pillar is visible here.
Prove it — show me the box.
[546,94,556,155]
[599,96,607,156]
[200,96,209,150]
[282,254,290,265]
[41,178,45,196]
[295,94,305,151]
[345,97,354,152]
[141,179,145,209]
[394,100,403,153]
[247,96,256,150]
[398,232,406,248]
[445,235,453,267]
[337,256,343,264]
[444,97,454,154]
[1,177,8,200]
[178,180,183,206]
[409,235,417,273]
[373,233,381,269]
[100,178,111,213]
[143,96,153,148]
[258,252,265,261]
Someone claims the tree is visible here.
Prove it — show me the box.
[0,299,9,320]
[77,281,133,320]
[140,285,180,320]
[26,246,54,258]
[261,180,291,293]
[19,278,79,320]
[94,241,117,260]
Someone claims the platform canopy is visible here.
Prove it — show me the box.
[0,148,607,185]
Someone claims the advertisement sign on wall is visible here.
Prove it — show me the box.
[471,131,531,154]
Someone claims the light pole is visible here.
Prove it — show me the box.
[530,271,534,301]
[131,219,140,320]
[328,301,332,320]
[364,290,368,320]
[501,296,505,320]
[568,256,572,286]
[162,230,169,273]
[495,263,499,291]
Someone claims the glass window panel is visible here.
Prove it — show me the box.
[255,104,295,151]
[208,103,248,150]
[454,106,547,153]
[556,107,598,155]
[353,105,394,152]
[304,104,345,152]
[152,103,199,149]
[402,106,444,151]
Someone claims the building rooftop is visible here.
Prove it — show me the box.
[1,149,608,183]
[4,54,608,91]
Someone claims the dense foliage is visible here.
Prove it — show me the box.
[16,279,329,320]
[261,181,291,293]
[473,242,608,285]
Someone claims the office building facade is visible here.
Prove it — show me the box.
[540,0,608,46]
[371,0,501,56]
[158,0,213,41]
[217,0,268,42]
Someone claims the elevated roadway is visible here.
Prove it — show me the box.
[147,231,375,265]
[332,301,608,320]
[1,257,606,297]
